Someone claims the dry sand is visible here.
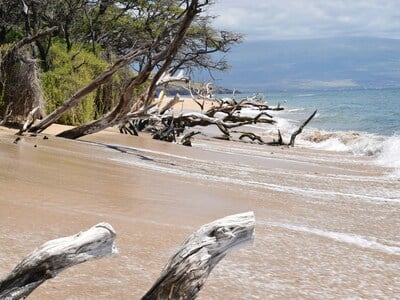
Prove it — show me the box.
[0,120,399,299]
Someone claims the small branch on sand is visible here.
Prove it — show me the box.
[142,212,255,300]
[239,132,265,144]
[180,130,201,146]
[0,223,117,300]
[17,106,40,135]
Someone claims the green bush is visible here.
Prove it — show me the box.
[41,42,108,125]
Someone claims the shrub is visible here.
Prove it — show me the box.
[41,42,108,125]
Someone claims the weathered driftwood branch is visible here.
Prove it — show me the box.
[267,129,284,146]
[289,109,317,147]
[176,112,252,137]
[186,81,213,111]
[266,110,317,147]
[0,223,117,300]
[142,211,255,300]
[180,130,201,146]
[159,94,181,115]
[239,132,264,144]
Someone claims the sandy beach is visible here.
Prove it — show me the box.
[0,102,399,299]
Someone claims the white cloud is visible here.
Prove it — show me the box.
[208,0,400,40]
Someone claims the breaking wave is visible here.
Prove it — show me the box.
[298,130,400,176]
[258,109,400,176]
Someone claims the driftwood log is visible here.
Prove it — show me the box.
[0,223,117,300]
[142,211,255,300]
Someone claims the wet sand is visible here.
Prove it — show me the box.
[0,124,399,299]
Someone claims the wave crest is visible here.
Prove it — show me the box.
[297,130,400,176]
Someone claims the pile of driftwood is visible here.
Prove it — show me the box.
[0,212,255,300]
[118,85,317,148]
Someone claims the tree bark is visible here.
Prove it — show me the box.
[142,211,255,300]
[0,223,117,300]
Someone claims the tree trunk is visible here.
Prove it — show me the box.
[26,47,148,134]
[55,0,202,139]
[0,27,57,124]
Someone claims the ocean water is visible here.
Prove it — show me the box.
[220,88,400,176]
[264,88,400,135]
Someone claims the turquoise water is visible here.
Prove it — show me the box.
[262,89,400,136]
[218,88,400,174]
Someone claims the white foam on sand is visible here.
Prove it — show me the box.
[263,221,400,256]
[110,155,400,204]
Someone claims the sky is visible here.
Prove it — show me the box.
[209,0,400,41]
[202,1,400,91]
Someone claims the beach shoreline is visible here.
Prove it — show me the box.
[0,114,399,298]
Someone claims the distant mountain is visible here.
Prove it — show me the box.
[211,37,400,92]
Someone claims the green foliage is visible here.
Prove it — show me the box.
[2,28,24,44]
[41,42,108,125]
[0,43,11,115]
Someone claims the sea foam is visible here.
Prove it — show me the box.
[376,135,400,177]
[263,222,400,256]
[293,130,400,177]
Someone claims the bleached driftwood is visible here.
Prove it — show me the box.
[0,223,117,300]
[142,211,255,300]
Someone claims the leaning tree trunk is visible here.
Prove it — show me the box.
[56,78,148,139]
[55,0,201,140]
[26,47,148,134]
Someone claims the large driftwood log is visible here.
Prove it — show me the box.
[0,223,117,300]
[142,211,255,300]
[176,112,252,137]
